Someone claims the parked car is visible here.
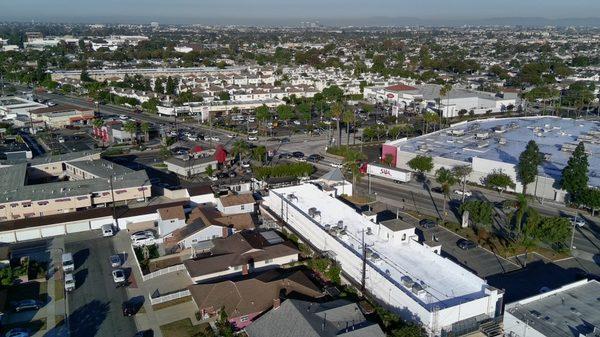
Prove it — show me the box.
[241,161,250,168]
[112,269,126,283]
[247,135,258,141]
[457,239,477,250]
[419,219,437,229]
[307,154,324,162]
[64,273,75,292]
[292,151,305,158]
[109,254,121,268]
[133,330,154,337]
[228,171,237,178]
[130,232,155,247]
[102,224,114,237]
[280,137,290,143]
[208,175,218,181]
[454,189,472,197]
[5,328,30,337]
[122,300,143,317]
[62,253,74,273]
[571,217,586,227]
[330,162,343,168]
[13,299,42,312]
[278,152,292,159]
[119,115,128,120]
[217,172,228,179]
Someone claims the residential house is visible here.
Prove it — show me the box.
[188,268,323,330]
[246,299,386,337]
[216,193,255,215]
[156,205,186,237]
[183,230,299,283]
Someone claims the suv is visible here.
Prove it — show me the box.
[457,239,477,250]
[130,231,155,247]
[64,273,75,292]
[62,253,74,273]
[419,219,437,229]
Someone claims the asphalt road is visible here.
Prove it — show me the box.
[65,232,136,337]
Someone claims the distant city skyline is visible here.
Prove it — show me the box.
[1,0,600,26]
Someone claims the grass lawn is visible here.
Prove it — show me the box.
[5,281,48,310]
[160,319,212,337]
[0,318,47,335]
[152,296,192,311]
[341,194,376,206]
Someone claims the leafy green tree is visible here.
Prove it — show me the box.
[561,142,589,203]
[580,188,600,216]
[297,102,312,122]
[342,148,365,195]
[217,91,230,101]
[484,170,516,194]
[276,104,294,124]
[231,140,249,161]
[452,165,473,202]
[517,140,542,195]
[142,97,159,113]
[252,145,267,163]
[536,217,571,248]
[166,76,177,95]
[407,155,434,179]
[322,85,344,102]
[216,308,234,337]
[459,200,494,229]
[514,193,529,232]
[205,165,215,177]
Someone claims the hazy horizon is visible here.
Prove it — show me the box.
[2,0,600,26]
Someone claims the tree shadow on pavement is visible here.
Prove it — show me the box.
[43,300,110,337]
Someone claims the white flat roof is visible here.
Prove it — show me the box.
[271,184,488,307]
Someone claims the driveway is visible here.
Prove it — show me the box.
[45,232,138,337]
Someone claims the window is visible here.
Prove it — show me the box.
[240,205,245,210]
[265,258,273,264]
[240,315,249,322]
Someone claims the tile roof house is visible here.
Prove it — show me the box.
[245,299,386,337]
[183,230,299,283]
[156,205,186,237]
[189,268,323,330]
[216,193,255,215]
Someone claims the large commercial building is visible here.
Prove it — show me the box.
[364,84,518,117]
[263,183,504,336]
[0,153,151,222]
[503,279,600,337]
[29,104,95,128]
[382,117,600,202]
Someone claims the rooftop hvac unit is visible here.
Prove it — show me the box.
[308,207,317,216]
[411,283,426,296]
[336,220,344,230]
[385,269,391,276]
[366,227,373,235]
[287,194,298,202]
[498,137,507,145]
[400,275,413,287]
[477,141,489,148]
[369,253,381,263]
[365,247,373,258]
[323,224,331,231]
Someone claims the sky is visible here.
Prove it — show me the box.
[2,0,600,25]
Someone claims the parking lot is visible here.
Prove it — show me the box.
[63,232,137,337]
[36,128,97,155]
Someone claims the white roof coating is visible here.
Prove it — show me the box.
[271,184,489,308]
[394,117,600,187]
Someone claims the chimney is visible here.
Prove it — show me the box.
[221,226,229,238]
[273,298,280,310]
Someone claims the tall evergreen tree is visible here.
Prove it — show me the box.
[517,140,542,195]
[561,142,589,203]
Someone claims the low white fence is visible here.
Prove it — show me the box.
[149,289,191,306]
[142,263,186,282]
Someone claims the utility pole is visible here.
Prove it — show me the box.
[570,213,577,250]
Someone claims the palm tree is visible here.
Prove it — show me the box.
[452,165,473,202]
[331,103,343,147]
[439,83,453,129]
[140,121,150,143]
[342,109,355,146]
[123,121,138,145]
[435,167,457,220]
[231,140,249,162]
[342,149,365,196]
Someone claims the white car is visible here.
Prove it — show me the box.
[210,136,220,142]
[293,120,301,125]
[109,254,121,268]
[130,231,155,247]
[247,135,258,141]
[208,176,218,181]
[112,269,126,283]
[330,162,343,168]
[454,189,472,197]
[64,273,75,292]
[187,135,198,141]
[571,217,586,227]
[226,133,234,138]
[248,129,258,135]
[119,115,128,120]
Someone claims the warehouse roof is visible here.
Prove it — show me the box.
[506,280,600,337]
[270,184,489,309]
[392,117,600,187]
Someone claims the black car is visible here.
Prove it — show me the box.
[217,172,228,179]
[228,171,237,178]
[122,300,143,317]
[457,239,477,250]
[419,219,437,229]
[292,151,305,158]
[307,154,324,162]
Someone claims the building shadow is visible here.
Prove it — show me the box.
[43,300,110,337]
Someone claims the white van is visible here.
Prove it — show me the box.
[64,273,75,292]
[101,224,114,237]
[62,253,74,273]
